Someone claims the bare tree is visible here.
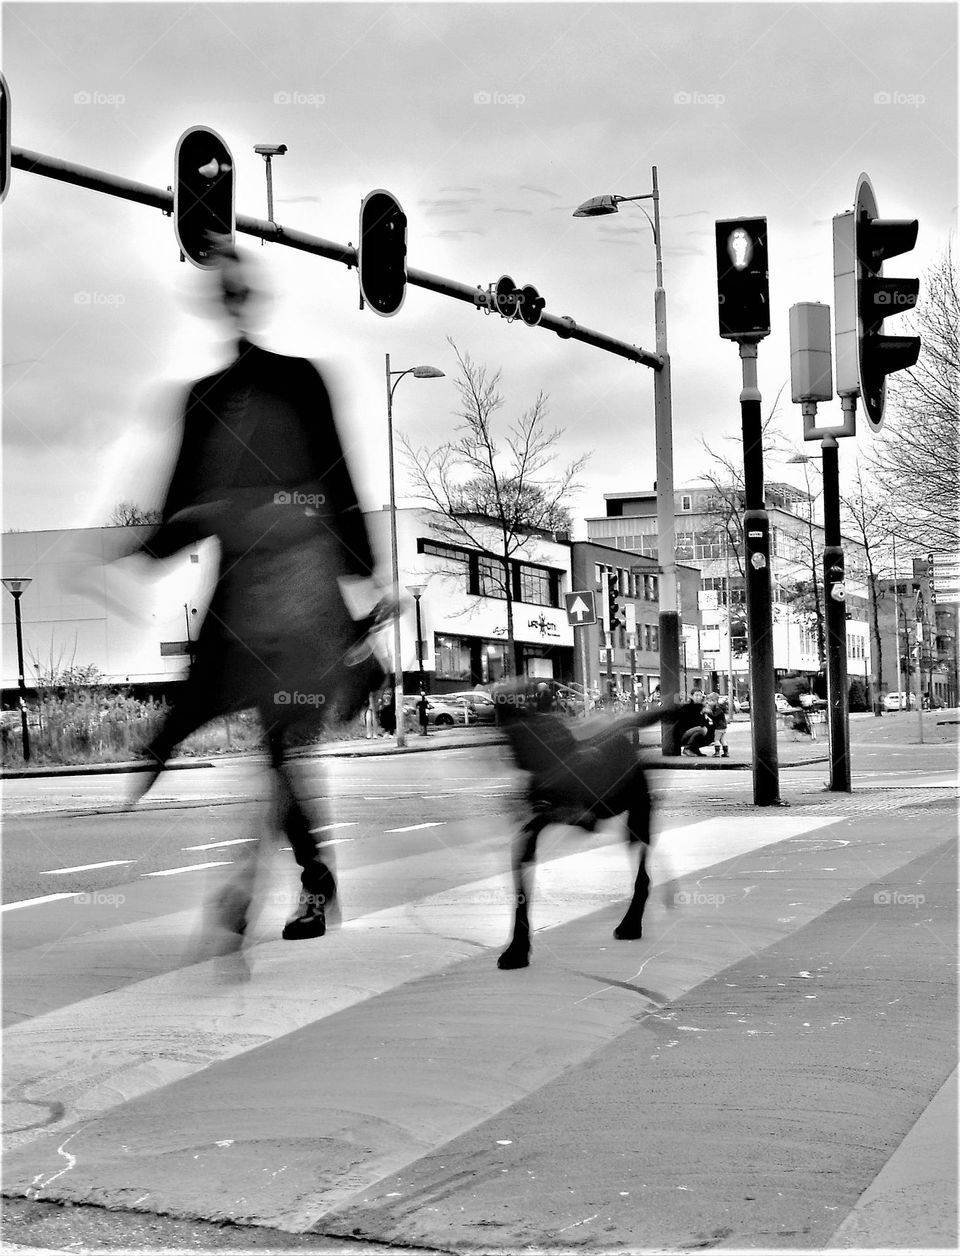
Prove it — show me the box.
[107,501,162,527]
[868,240,959,554]
[402,342,589,678]
[840,463,899,711]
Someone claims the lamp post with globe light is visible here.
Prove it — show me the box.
[574,168,681,754]
[385,358,444,747]
[2,577,33,762]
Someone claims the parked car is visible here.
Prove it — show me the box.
[883,691,917,711]
[402,696,469,727]
[774,692,793,714]
[443,691,497,724]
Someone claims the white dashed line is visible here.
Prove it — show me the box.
[42,860,135,874]
[183,838,259,851]
[1,893,82,912]
[141,862,233,877]
[385,822,446,833]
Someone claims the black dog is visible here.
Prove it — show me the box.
[495,690,663,970]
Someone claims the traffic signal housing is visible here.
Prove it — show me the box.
[608,573,625,632]
[715,216,770,342]
[833,173,920,432]
[0,72,10,205]
[174,127,235,267]
[358,189,407,317]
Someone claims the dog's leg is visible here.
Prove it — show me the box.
[498,810,548,969]
[614,771,652,940]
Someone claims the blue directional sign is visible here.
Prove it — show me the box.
[565,590,597,627]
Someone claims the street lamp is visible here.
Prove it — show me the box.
[253,144,287,223]
[574,168,682,753]
[385,356,445,747]
[2,577,33,762]
[406,583,427,735]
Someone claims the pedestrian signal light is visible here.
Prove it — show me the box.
[715,216,770,342]
[174,127,235,267]
[833,173,920,432]
[358,189,408,317]
[0,73,10,205]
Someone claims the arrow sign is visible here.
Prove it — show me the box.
[564,590,597,626]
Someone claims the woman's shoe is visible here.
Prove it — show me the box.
[282,891,327,940]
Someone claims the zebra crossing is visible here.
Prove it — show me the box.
[2,803,955,1250]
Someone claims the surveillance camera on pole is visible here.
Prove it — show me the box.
[254,143,287,223]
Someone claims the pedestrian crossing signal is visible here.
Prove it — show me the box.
[715,216,770,342]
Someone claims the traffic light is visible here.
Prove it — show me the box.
[174,127,235,268]
[358,189,407,317]
[833,173,920,432]
[517,283,545,327]
[0,72,10,205]
[715,216,770,342]
[608,573,625,632]
[487,276,545,327]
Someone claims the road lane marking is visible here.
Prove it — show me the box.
[0,893,82,912]
[309,823,358,832]
[384,822,446,833]
[182,839,258,851]
[41,860,135,874]
[140,862,233,877]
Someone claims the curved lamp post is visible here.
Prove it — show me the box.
[385,357,444,747]
[574,168,681,753]
[2,577,33,762]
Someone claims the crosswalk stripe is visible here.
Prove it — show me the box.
[2,814,840,1165]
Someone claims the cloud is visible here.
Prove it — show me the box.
[419,196,485,217]
[519,185,560,199]
[494,207,533,216]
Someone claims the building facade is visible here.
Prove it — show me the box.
[586,483,874,700]
[569,541,703,701]
[874,558,958,706]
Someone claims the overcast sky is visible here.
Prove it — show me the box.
[2,1,956,539]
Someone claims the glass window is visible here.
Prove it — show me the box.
[481,640,509,684]
[478,556,507,599]
[518,564,552,606]
[681,494,692,511]
[434,635,472,682]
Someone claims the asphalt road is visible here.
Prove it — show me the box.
[2,715,957,1254]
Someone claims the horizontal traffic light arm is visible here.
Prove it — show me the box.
[12,146,662,371]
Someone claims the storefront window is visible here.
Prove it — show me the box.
[481,640,509,684]
[434,634,472,682]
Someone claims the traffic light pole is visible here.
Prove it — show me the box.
[10,146,661,370]
[821,436,851,791]
[739,342,780,806]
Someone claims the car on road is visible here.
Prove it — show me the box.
[883,691,917,711]
[443,691,497,724]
